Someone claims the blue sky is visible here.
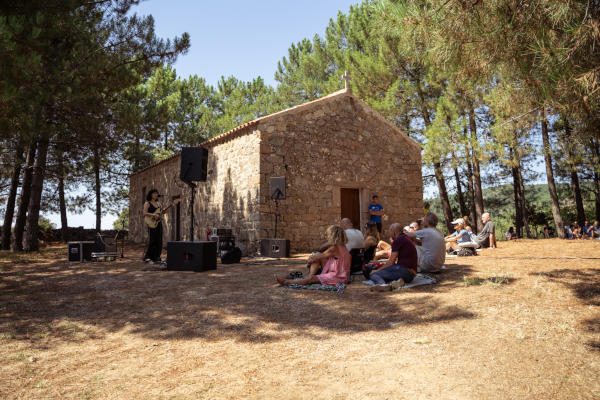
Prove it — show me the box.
[134,0,361,86]
[46,0,360,229]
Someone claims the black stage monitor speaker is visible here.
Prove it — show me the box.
[167,241,217,271]
[68,241,94,262]
[260,238,290,258]
[270,176,286,200]
[180,147,208,183]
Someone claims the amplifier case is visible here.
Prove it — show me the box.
[260,239,290,258]
[68,241,94,262]
[167,241,217,272]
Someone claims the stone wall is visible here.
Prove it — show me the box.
[129,131,262,254]
[130,90,422,255]
[257,91,422,251]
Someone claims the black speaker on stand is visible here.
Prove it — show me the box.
[180,147,208,242]
[260,177,290,258]
[165,147,214,271]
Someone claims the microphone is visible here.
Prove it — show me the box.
[157,195,165,197]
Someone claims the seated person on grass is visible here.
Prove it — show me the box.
[363,222,380,262]
[571,221,582,239]
[275,226,350,286]
[475,212,497,249]
[505,227,518,240]
[341,218,365,251]
[368,223,417,292]
[445,218,471,252]
[592,220,600,239]
[405,212,445,273]
[582,221,593,239]
[373,237,392,261]
[363,222,380,248]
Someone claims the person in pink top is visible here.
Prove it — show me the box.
[274,225,351,285]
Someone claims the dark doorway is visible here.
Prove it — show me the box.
[172,196,181,241]
[340,188,360,229]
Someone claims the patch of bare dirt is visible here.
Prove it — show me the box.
[1,239,599,399]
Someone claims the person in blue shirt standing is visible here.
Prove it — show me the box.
[368,195,384,233]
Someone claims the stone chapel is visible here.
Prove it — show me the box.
[129,87,423,254]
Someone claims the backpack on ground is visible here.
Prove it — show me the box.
[221,247,242,264]
[457,247,477,257]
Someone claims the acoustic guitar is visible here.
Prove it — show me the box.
[145,199,181,229]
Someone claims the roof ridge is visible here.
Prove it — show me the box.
[199,88,349,147]
[129,89,351,177]
[129,88,421,177]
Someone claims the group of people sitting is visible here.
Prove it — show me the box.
[444,213,497,252]
[565,220,600,239]
[274,211,497,292]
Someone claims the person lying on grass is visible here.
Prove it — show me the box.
[368,223,418,292]
[275,225,351,286]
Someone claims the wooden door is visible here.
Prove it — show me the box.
[340,188,361,229]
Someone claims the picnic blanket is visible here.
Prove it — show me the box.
[361,273,437,289]
[286,283,346,294]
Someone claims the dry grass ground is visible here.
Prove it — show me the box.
[1,239,599,399]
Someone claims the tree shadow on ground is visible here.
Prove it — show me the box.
[393,263,517,294]
[531,268,600,352]
[0,252,477,345]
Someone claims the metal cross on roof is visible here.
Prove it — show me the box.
[341,71,351,90]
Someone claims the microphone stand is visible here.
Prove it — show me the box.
[271,189,283,238]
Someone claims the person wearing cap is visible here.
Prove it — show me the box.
[445,218,471,252]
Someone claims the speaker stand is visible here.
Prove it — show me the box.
[271,188,283,238]
[187,182,196,241]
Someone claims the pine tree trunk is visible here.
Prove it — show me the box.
[94,146,101,232]
[590,136,600,222]
[563,117,586,227]
[511,165,523,238]
[541,109,564,237]
[434,161,454,233]
[450,146,468,218]
[24,135,49,252]
[594,171,600,222]
[57,151,68,242]
[516,161,533,238]
[454,166,468,218]
[13,141,37,251]
[1,143,24,250]
[416,80,453,230]
[511,133,532,238]
[571,170,586,226]
[465,144,478,233]
[509,146,523,237]
[468,106,485,232]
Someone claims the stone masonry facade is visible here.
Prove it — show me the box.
[129,89,423,255]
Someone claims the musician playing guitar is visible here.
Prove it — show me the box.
[143,189,179,264]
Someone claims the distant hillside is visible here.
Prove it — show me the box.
[425,183,599,237]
